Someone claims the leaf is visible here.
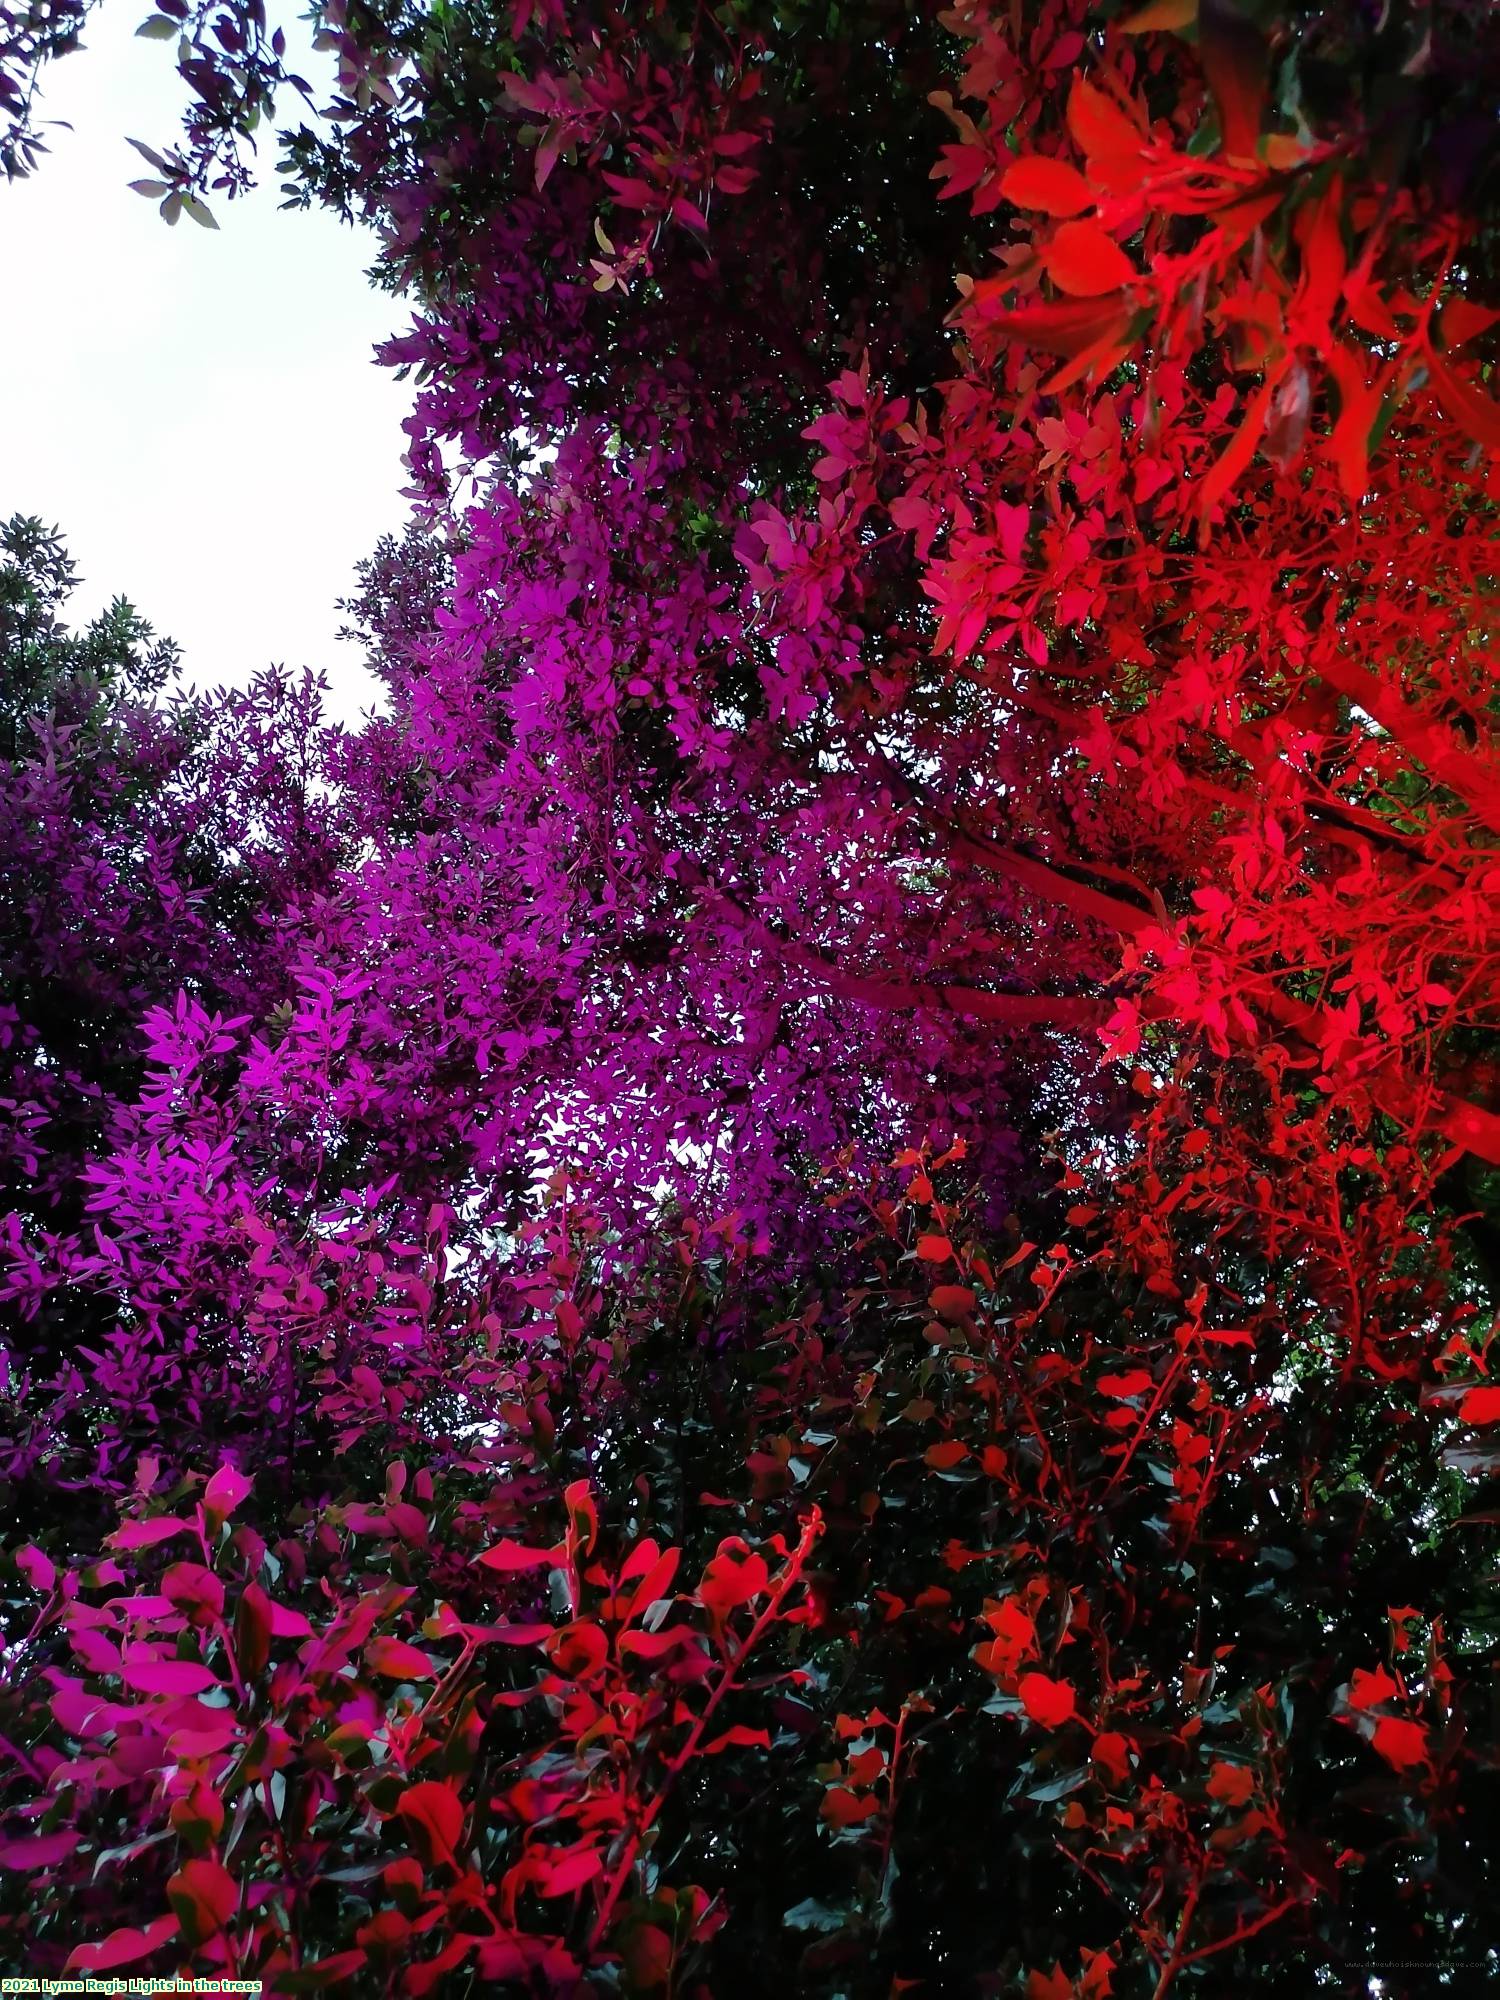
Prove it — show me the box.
[1438,298,1500,351]
[203,1461,251,1528]
[14,1543,55,1593]
[821,1786,878,1828]
[1097,1368,1152,1398]
[924,1439,970,1470]
[1023,1766,1089,1801]
[475,1538,556,1572]
[367,1637,437,1679]
[1371,1716,1428,1770]
[65,1914,181,1972]
[1325,346,1390,502]
[1460,1385,1500,1425]
[1066,78,1139,165]
[162,1560,225,1621]
[119,1658,221,1696]
[564,1480,598,1556]
[1199,0,1268,163]
[166,1858,237,1944]
[783,1899,847,1933]
[1092,1731,1133,1784]
[136,15,178,36]
[1427,350,1500,451]
[1000,156,1094,217]
[619,1921,673,1988]
[1197,377,1274,530]
[702,1724,772,1754]
[929,1283,976,1320]
[181,195,219,231]
[915,1233,954,1262]
[108,1515,191,1551]
[1018,1672,1076,1728]
[234,1582,273,1680]
[0,1831,79,1869]
[396,1781,465,1865]
[126,136,170,172]
[1120,0,1196,26]
[1206,1759,1255,1806]
[534,1844,603,1896]
[978,293,1132,357]
[1043,220,1137,298]
[1349,1664,1400,1710]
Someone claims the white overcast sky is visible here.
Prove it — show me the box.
[0,7,410,721]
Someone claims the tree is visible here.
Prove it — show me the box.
[3,3,1500,1994]
[0,517,342,1497]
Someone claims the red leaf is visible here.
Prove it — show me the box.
[161,1561,225,1622]
[0,1831,79,1869]
[924,1440,970,1470]
[978,294,1132,358]
[698,1544,770,1618]
[1092,1730,1133,1784]
[203,1461,251,1527]
[1372,1716,1429,1771]
[620,1924,674,1989]
[107,1516,191,1552]
[1000,155,1094,217]
[1066,77,1140,166]
[1424,350,1500,454]
[702,1724,772,1754]
[929,1283,976,1321]
[167,1857,237,1944]
[1438,298,1500,351]
[821,1786,878,1828]
[534,1843,603,1896]
[1043,220,1137,297]
[1197,377,1274,530]
[1018,1672,1076,1728]
[119,1658,221,1696]
[1120,0,1196,26]
[624,1546,682,1622]
[564,1480,599,1556]
[1460,1385,1500,1425]
[475,1538,556,1572]
[1349,1665,1400,1710]
[1097,1369,1152,1399]
[1206,1759,1255,1806]
[14,1544,55,1593]
[547,1619,610,1680]
[234,1582,273,1680]
[65,1914,181,1973]
[915,1233,954,1263]
[396,1781,465,1865]
[367,1637,437,1679]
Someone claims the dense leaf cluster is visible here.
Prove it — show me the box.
[3,2,1500,1994]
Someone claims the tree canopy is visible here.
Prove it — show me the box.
[2,3,1500,1994]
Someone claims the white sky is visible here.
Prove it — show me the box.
[0,8,411,722]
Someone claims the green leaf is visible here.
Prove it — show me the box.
[1022,1766,1089,1803]
[136,16,178,37]
[783,1899,847,1933]
[181,195,219,230]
